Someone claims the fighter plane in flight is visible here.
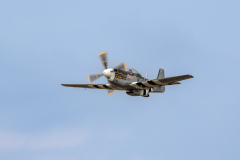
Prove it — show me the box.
[61,52,193,97]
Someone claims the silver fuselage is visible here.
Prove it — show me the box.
[103,68,147,90]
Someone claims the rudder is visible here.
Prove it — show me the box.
[152,68,165,93]
[157,68,164,79]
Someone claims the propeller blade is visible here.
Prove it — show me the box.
[99,51,108,69]
[108,89,115,95]
[113,62,127,71]
[88,74,103,83]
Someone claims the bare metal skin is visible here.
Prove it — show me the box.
[61,52,193,97]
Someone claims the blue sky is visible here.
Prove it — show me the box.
[1,0,240,160]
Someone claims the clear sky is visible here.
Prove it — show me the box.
[1,0,240,160]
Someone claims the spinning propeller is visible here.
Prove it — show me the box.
[88,51,126,95]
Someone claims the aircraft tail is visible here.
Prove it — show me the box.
[157,68,164,79]
[152,68,165,93]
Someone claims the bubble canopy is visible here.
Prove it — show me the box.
[127,68,140,74]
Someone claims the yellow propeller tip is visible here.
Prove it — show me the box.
[88,75,91,83]
[123,62,127,71]
[108,91,115,95]
[99,51,107,55]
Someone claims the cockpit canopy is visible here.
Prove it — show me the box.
[128,68,140,74]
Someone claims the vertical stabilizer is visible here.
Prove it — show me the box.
[157,68,164,79]
[153,68,165,93]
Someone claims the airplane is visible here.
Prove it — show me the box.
[61,51,193,97]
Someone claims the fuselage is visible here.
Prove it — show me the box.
[103,68,147,90]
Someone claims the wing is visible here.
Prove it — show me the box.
[129,74,193,89]
[61,84,124,90]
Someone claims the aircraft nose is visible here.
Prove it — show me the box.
[103,69,113,77]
